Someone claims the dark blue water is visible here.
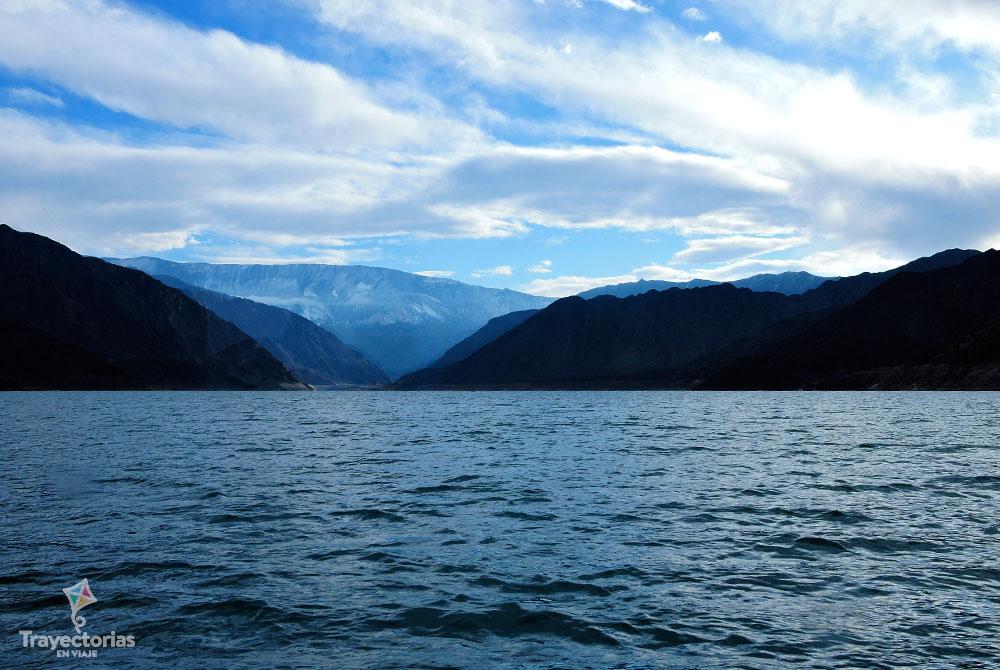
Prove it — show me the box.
[2,392,999,668]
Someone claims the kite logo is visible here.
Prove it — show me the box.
[18,578,136,658]
[63,579,97,633]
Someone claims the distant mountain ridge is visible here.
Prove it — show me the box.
[398,249,982,389]
[0,225,304,390]
[154,275,389,387]
[110,257,553,378]
[578,271,831,299]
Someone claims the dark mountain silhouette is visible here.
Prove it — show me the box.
[706,250,1000,390]
[794,248,978,312]
[398,285,808,388]
[0,225,305,390]
[431,309,540,369]
[397,249,981,389]
[578,278,717,299]
[154,275,390,386]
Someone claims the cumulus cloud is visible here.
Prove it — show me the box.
[527,259,553,273]
[471,265,514,278]
[414,270,455,278]
[701,31,723,43]
[682,7,707,22]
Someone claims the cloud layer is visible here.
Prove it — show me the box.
[0,0,997,293]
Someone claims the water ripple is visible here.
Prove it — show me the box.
[2,390,1000,668]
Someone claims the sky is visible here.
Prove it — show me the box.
[1,1,1000,296]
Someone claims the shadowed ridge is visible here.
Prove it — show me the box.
[429,308,541,370]
[396,248,982,389]
[396,285,802,388]
[705,249,1000,390]
[0,224,305,390]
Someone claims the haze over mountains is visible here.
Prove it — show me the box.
[399,249,989,390]
[111,257,553,378]
[0,225,303,390]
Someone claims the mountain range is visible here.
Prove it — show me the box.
[0,225,304,390]
[706,251,1000,390]
[6,224,999,392]
[110,257,553,378]
[577,271,831,299]
[398,249,987,389]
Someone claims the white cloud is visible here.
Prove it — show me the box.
[471,265,514,278]
[599,0,652,13]
[719,0,1000,56]
[0,0,478,152]
[414,269,455,277]
[118,227,204,253]
[0,110,800,258]
[522,273,638,297]
[682,7,707,22]
[701,31,723,44]
[4,86,63,107]
[527,259,553,273]
[1,0,998,279]
[672,234,808,263]
[303,0,1000,263]
[0,110,439,254]
[187,246,381,265]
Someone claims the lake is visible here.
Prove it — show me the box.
[2,391,999,668]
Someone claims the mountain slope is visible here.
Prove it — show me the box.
[431,309,540,369]
[398,249,980,389]
[110,257,553,378]
[398,285,808,388]
[706,251,1000,390]
[0,225,304,390]
[154,275,389,386]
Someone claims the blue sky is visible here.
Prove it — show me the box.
[1,1,1000,295]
